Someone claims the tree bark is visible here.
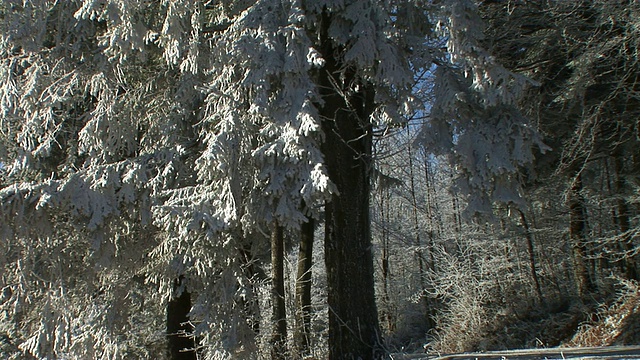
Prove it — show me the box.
[568,175,595,297]
[406,130,433,330]
[613,154,638,280]
[271,221,287,360]
[518,209,545,306]
[294,215,314,358]
[167,276,196,360]
[422,149,441,260]
[379,186,395,332]
[318,10,382,359]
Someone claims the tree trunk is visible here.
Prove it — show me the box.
[294,215,314,358]
[318,10,382,359]
[271,221,287,360]
[518,209,545,306]
[613,154,638,280]
[380,186,395,332]
[422,149,440,261]
[322,113,381,359]
[406,129,433,330]
[167,276,196,360]
[568,175,595,297]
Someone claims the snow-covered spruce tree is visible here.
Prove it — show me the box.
[0,1,206,358]
[418,0,548,218]
[1,1,550,359]
[192,1,433,358]
[312,2,434,357]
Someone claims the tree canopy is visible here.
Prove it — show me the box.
[3,0,637,359]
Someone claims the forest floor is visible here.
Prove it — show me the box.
[395,279,640,359]
[396,345,640,359]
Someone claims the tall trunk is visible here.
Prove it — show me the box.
[294,215,314,357]
[167,276,196,360]
[518,209,545,306]
[406,129,432,329]
[530,208,564,297]
[613,154,638,280]
[450,170,464,260]
[422,150,439,263]
[422,150,440,323]
[602,157,616,272]
[318,10,382,359]
[379,185,394,332]
[568,175,595,297]
[450,168,463,238]
[271,221,287,360]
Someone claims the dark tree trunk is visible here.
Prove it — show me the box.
[167,276,196,360]
[294,215,314,358]
[318,10,382,358]
[406,130,433,330]
[422,149,441,259]
[321,107,382,359]
[271,221,287,360]
[568,175,595,297]
[379,186,395,332]
[518,209,545,306]
[613,154,638,280]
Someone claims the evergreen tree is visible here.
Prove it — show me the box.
[0,1,208,358]
[0,1,551,358]
[479,0,640,290]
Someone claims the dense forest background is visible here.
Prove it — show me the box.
[1,1,639,359]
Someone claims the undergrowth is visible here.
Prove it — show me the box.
[423,277,640,354]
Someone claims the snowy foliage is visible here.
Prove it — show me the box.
[418,0,549,217]
[1,1,202,358]
[190,0,426,234]
[1,0,545,358]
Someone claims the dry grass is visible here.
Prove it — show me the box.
[566,278,640,347]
